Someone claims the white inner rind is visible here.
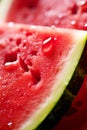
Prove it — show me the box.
[0,0,13,22]
[20,30,87,130]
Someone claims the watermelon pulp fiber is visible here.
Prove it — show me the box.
[0,0,87,129]
[0,23,86,130]
[4,0,87,129]
[3,0,87,94]
[6,0,87,30]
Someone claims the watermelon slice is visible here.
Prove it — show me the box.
[0,0,87,30]
[0,23,86,130]
[53,75,87,130]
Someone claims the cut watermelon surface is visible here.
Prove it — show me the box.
[0,0,87,130]
[0,0,86,30]
[0,23,86,130]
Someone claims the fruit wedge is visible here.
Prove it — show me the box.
[0,23,86,130]
[0,0,87,30]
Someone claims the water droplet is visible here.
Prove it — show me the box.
[8,121,13,126]
[79,0,87,6]
[83,23,87,30]
[71,20,76,25]
[70,20,78,28]
[42,37,56,55]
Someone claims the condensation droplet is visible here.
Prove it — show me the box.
[70,20,78,28]
[42,37,56,55]
[83,23,87,30]
[8,121,13,126]
[70,20,76,25]
[79,0,87,7]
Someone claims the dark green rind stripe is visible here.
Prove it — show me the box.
[36,89,74,130]
[36,40,87,130]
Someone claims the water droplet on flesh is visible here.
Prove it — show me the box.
[79,0,87,6]
[71,20,76,25]
[8,121,13,127]
[42,37,56,55]
[83,23,87,30]
[70,20,78,28]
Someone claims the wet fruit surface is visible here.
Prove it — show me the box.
[0,25,86,130]
[7,0,87,30]
[0,0,87,129]
[0,24,83,130]
[42,37,56,55]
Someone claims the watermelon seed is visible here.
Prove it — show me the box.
[42,37,55,55]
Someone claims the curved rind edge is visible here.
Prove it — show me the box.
[20,31,87,130]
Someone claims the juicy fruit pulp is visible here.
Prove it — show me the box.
[0,0,87,130]
[0,23,86,130]
[3,0,87,30]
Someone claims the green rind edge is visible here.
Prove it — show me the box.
[20,30,87,130]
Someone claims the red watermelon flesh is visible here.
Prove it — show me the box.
[53,75,87,130]
[5,0,87,30]
[0,23,86,130]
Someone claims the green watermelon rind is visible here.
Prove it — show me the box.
[18,26,87,130]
